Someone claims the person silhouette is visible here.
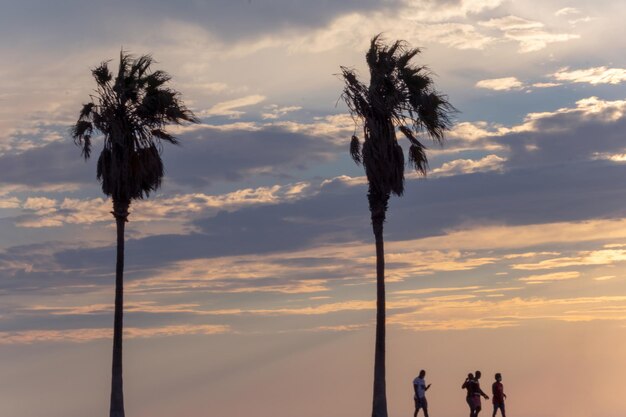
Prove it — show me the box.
[462,373,475,417]
[492,373,507,417]
[413,369,431,417]
[471,371,489,417]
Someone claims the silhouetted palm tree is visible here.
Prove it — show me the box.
[71,52,197,417]
[340,35,454,417]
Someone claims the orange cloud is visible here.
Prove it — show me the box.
[0,324,230,345]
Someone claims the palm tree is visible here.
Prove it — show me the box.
[340,35,454,417]
[71,52,197,417]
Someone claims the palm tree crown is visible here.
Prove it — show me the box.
[71,51,197,204]
[341,34,454,206]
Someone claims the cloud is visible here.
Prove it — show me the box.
[389,295,626,331]
[476,77,524,91]
[592,152,626,162]
[518,271,580,283]
[430,155,506,176]
[404,219,626,252]
[402,0,505,22]
[0,119,344,189]
[504,29,579,53]
[24,301,203,316]
[6,96,626,326]
[205,300,375,317]
[392,286,482,296]
[0,324,230,345]
[122,243,497,297]
[224,0,504,55]
[0,0,400,47]
[479,15,579,52]
[480,15,544,31]
[512,249,626,270]
[15,182,315,229]
[552,67,626,85]
[261,105,303,120]
[0,197,20,209]
[594,275,616,281]
[531,82,561,88]
[555,7,581,17]
[200,95,266,118]
[413,23,495,50]
[445,96,626,150]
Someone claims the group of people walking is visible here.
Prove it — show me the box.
[413,370,507,417]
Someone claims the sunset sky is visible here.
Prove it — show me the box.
[2,1,626,416]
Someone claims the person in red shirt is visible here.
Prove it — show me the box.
[491,373,507,417]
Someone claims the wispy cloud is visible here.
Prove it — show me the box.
[397,218,626,251]
[16,182,315,229]
[200,94,266,118]
[552,67,626,85]
[389,295,626,331]
[0,324,230,345]
[261,105,302,120]
[512,249,626,270]
[476,77,524,91]
[518,271,580,283]
[479,15,579,52]
[430,155,506,177]
[555,7,581,17]
[392,286,482,296]
[480,15,544,31]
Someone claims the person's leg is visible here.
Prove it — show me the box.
[423,405,429,417]
[500,404,506,417]
[414,400,419,417]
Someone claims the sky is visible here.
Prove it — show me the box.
[1,0,626,416]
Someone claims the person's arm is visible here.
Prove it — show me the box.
[462,380,468,389]
[477,384,489,399]
[426,383,431,391]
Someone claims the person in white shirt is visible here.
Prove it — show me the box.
[413,369,431,417]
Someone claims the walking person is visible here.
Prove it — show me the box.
[492,373,507,417]
[462,373,475,417]
[413,369,431,417]
[471,371,489,417]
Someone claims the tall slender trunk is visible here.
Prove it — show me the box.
[110,200,129,417]
[371,205,388,417]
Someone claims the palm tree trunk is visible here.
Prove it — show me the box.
[110,199,129,417]
[371,204,388,417]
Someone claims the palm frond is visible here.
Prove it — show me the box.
[350,135,362,164]
[415,92,454,144]
[408,143,428,175]
[151,128,179,145]
[71,120,94,158]
[79,103,95,120]
[92,62,112,86]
